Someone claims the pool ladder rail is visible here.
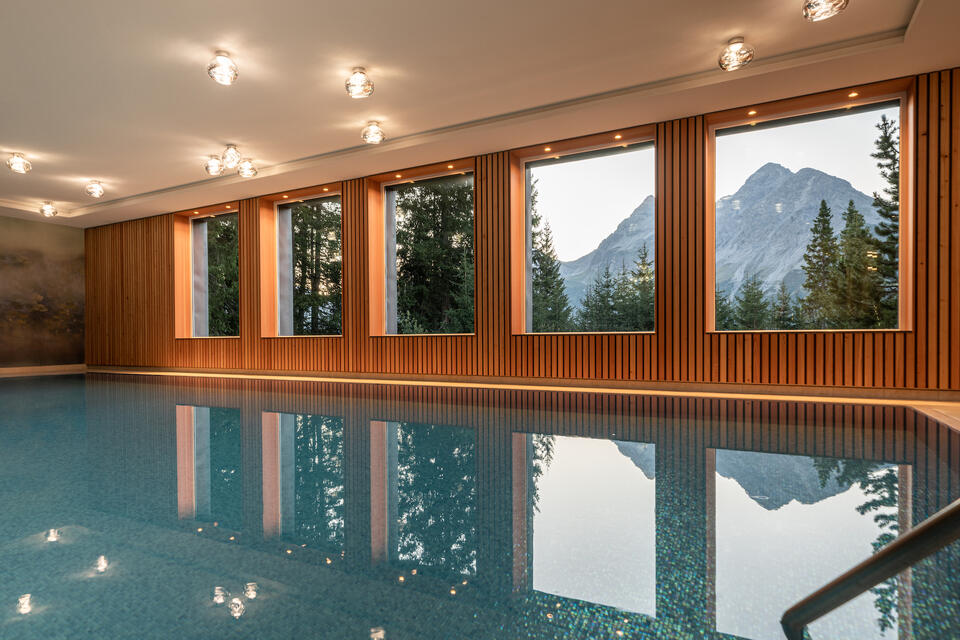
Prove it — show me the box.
[780,495,960,640]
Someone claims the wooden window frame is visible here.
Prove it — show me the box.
[173,201,242,339]
[509,124,657,336]
[704,77,915,334]
[257,183,343,339]
[366,158,478,337]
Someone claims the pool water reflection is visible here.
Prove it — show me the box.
[0,374,957,639]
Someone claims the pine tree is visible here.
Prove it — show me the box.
[610,245,655,331]
[291,199,342,335]
[576,266,618,331]
[734,273,770,329]
[394,175,474,333]
[715,288,736,330]
[801,200,839,328]
[871,115,900,328]
[531,212,574,332]
[831,200,880,328]
[206,213,240,337]
[771,281,797,330]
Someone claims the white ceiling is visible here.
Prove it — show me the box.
[0,0,956,228]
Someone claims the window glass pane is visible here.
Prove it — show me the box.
[192,212,239,337]
[714,102,901,330]
[277,196,342,336]
[385,173,474,334]
[526,143,656,332]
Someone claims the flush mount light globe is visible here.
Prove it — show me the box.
[84,180,105,198]
[7,152,32,174]
[345,67,374,99]
[39,201,57,218]
[802,0,848,21]
[361,121,386,144]
[221,144,241,169]
[204,155,225,176]
[237,158,258,178]
[207,51,238,86]
[718,37,755,72]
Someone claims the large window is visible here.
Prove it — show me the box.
[277,195,342,336]
[524,141,656,333]
[191,211,239,337]
[713,100,903,331]
[384,173,474,335]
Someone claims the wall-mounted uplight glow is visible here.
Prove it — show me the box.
[85,180,105,198]
[345,67,374,99]
[361,121,386,144]
[207,51,239,86]
[718,37,755,71]
[6,152,31,174]
[237,159,258,178]
[802,0,848,21]
[17,594,31,614]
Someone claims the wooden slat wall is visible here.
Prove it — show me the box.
[85,69,960,391]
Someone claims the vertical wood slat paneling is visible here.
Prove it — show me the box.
[84,69,960,391]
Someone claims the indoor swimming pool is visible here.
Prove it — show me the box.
[1,374,957,639]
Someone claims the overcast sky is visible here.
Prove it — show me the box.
[530,104,897,263]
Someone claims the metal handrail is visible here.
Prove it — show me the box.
[781,495,960,640]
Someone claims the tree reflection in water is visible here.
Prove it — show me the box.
[814,458,900,632]
[295,414,344,549]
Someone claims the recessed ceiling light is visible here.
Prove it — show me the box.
[361,121,386,144]
[323,187,329,192]
[39,201,57,217]
[237,158,257,178]
[802,0,848,22]
[747,109,758,116]
[6,152,31,174]
[204,155,224,176]
[544,147,551,152]
[447,164,454,169]
[718,37,755,72]
[848,91,859,98]
[345,67,374,99]
[225,204,231,208]
[193,211,199,214]
[614,134,622,140]
[282,194,288,198]
[84,180,105,198]
[395,174,402,179]
[221,145,241,169]
[207,51,238,86]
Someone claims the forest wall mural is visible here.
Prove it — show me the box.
[0,215,84,367]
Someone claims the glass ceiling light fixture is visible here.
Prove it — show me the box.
[802,0,849,21]
[718,37,755,72]
[221,144,242,170]
[361,121,386,144]
[237,158,258,178]
[204,155,224,176]
[6,152,31,174]
[84,180,105,198]
[207,51,239,86]
[345,67,374,99]
[39,202,58,218]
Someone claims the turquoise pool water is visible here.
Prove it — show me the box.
[1,374,957,639]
